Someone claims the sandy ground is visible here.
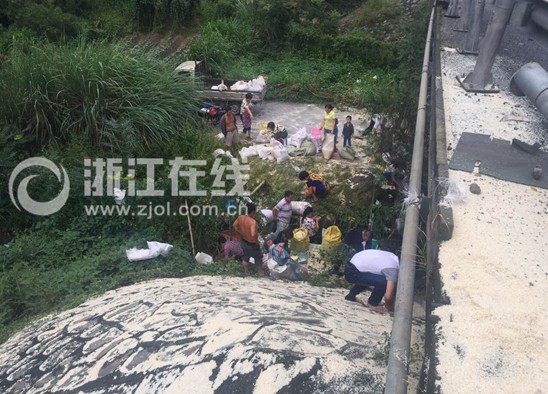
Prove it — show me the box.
[435,14,548,394]
[0,276,424,394]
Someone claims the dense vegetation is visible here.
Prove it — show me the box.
[0,0,429,342]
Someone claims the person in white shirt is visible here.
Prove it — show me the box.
[271,190,293,238]
[344,249,399,312]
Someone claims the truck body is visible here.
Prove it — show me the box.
[174,61,267,113]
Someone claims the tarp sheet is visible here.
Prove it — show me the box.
[449,132,548,189]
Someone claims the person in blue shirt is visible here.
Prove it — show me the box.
[298,171,329,201]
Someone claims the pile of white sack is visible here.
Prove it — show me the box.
[239,140,289,164]
[238,126,361,163]
[230,76,266,92]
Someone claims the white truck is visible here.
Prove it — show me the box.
[174,61,267,113]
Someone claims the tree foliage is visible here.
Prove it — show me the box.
[133,0,200,31]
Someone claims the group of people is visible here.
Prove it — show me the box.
[216,100,400,314]
[219,93,255,152]
[222,202,307,281]
[319,104,355,150]
[221,100,357,154]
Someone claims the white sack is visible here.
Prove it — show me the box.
[288,127,307,148]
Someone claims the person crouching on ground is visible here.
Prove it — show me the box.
[300,206,321,243]
[232,203,264,276]
[218,236,244,263]
[344,249,399,313]
[266,237,308,281]
[298,171,329,201]
[267,121,288,145]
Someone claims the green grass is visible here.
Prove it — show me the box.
[0,39,201,155]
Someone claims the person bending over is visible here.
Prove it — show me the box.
[344,249,399,313]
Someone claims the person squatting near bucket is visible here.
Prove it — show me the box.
[344,249,399,313]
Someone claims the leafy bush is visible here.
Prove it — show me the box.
[234,0,291,47]
[359,0,402,25]
[133,0,200,31]
[13,2,83,41]
[198,0,239,21]
[187,18,256,75]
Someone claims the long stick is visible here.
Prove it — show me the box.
[250,180,266,196]
[185,199,195,256]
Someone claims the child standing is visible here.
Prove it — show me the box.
[342,115,354,147]
[333,118,339,151]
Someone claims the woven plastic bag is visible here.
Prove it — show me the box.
[321,225,341,252]
[291,228,310,253]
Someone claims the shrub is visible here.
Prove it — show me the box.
[133,0,200,31]
[359,0,402,25]
[13,2,83,41]
[187,18,255,75]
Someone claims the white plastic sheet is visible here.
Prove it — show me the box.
[126,241,173,262]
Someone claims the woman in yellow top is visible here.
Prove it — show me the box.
[319,104,336,136]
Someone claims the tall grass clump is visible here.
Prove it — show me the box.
[0,39,201,156]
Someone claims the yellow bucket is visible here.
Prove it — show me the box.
[290,228,310,253]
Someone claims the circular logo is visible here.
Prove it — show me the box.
[9,157,70,216]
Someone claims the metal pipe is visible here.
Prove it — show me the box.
[445,0,460,18]
[531,5,548,30]
[384,7,436,394]
[459,0,516,92]
[455,0,473,31]
[460,0,486,54]
[510,62,548,118]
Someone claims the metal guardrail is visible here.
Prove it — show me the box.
[384,6,436,394]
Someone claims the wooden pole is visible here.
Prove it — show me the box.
[185,199,196,256]
[250,180,266,196]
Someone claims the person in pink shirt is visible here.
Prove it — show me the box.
[218,236,244,263]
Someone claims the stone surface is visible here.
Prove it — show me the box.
[0,276,422,394]
[469,183,481,194]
